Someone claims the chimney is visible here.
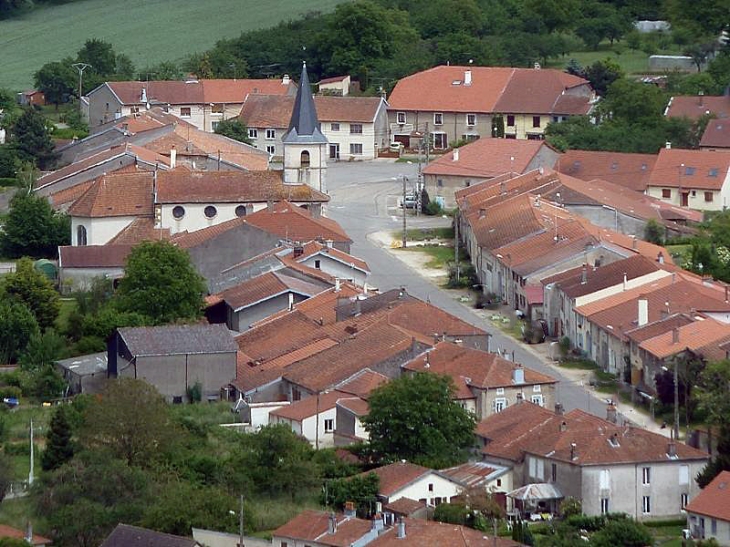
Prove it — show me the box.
[288,292,294,311]
[581,264,587,285]
[632,236,638,251]
[623,273,628,291]
[672,327,679,344]
[335,278,341,293]
[606,403,617,424]
[453,148,460,162]
[396,518,406,539]
[699,90,704,106]
[665,141,671,150]
[354,297,362,316]
[326,239,334,248]
[328,512,337,534]
[464,69,472,86]
[570,442,577,460]
[534,62,541,70]
[500,180,506,195]
[512,364,525,385]
[554,402,564,415]
[424,352,430,368]
[267,199,274,211]
[657,252,665,265]
[478,208,486,219]
[638,298,648,327]
[170,145,177,169]
[344,501,356,518]
[559,420,568,432]
[293,246,304,258]
[667,441,677,458]
[141,87,147,103]
[282,74,291,85]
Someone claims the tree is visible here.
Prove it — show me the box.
[584,59,624,96]
[696,360,730,486]
[34,61,75,106]
[81,378,178,466]
[114,241,206,325]
[324,472,379,516]
[2,257,60,330]
[76,38,117,78]
[10,107,56,169]
[42,405,74,471]
[491,115,505,138]
[644,219,664,245]
[523,0,580,34]
[0,146,18,179]
[0,299,39,364]
[362,373,476,468]
[213,119,252,145]
[0,452,11,503]
[590,519,653,547]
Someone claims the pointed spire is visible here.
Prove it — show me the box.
[283,62,326,144]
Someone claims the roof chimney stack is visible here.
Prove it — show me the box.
[453,148,459,162]
[170,145,176,169]
[559,420,568,432]
[665,141,672,150]
[328,512,337,534]
[638,297,648,327]
[344,501,356,518]
[479,208,486,219]
[657,252,665,265]
[672,327,679,344]
[606,403,617,423]
[581,264,587,285]
[141,87,147,104]
[464,70,472,86]
[667,441,677,458]
[570,442,577,460]
[396,518,406,539]
[555,402,564,415]
[699,90,704,106]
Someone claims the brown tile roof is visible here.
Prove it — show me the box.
[287,241,369,273]
[696,331,730,362]
[423,139,552,178]
[665,95,730,120]
[154,171,329,204]
[336,368,389,398]
[456,171,559,215]
[557,150,657,192]
[104,78,294,106]
[541,255,663,299]
[361,461,432,498]
[383,298,485,338]
[369,518,521,547]
[382,497,426,516]
[471,194,546,250]
[494,69,591,115]
[476,403,709,465]
[403,342,556,389]
[239,95,384,127]
[0,524,52,546]
[639,317,730,359]
[215,270,327,311]
[170,123,269,170]
[273,510,373,547]
[647,148,730,190]
[252,283,362,327]
[701,118,730,149]
[685,470,730,521]
[49,180,94,210]
[244,201,350,244]
[107,217,171,245]
[270,389,349,422]
[112,108,191,134]
[625,313,695,344]
[59,245,132,268]
[576,218,675,265]
[99,524,196,547]
[68,172,154,217]
[336,396,370,417]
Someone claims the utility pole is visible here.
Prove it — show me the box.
[402,175,408,248]
[315,391,320,450]
[239,494,244,547]
[71,63,91,100]
[28,419,34,487]
[454,213,460,283]
[674,360,680,442]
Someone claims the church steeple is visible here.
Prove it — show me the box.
[282,62,328,193]
[283,62,327,144]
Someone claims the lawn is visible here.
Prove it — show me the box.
[399,244,465,269]
[400,227,454,241]
[545,42,683,75]
[0,0,346,91]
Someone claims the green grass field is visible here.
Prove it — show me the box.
[0,0,346,91]
[546,42,684,75]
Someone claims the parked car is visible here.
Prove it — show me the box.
[389,142,404,153]
[402,194,417,209]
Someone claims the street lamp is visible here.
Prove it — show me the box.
[661,363,680,441]
[71,63,91,100]
[229,494,245,547]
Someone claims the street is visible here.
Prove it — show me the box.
[325,160,655,426]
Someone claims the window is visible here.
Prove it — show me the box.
[266,128,276,140]
[350,124,363,134]
[467,114,476,126]
[711,519,717,535]
[681,493,688,509]
[709,168,719,177]
[662,188,671,199]
[172,206,185,220]
[173,396,183,404]
[507,115,515,127]
[679,465,689,485]
[130,106,140,114]
[76,225,87,246]
[281,542,288,547]
[437,179,444,187]
[531,395,543,406]
[211,103,224,114]
[301,151,310,167]
[496,387,505,395]
[532,116,541,128]
[266,145,275,156]
[642,467,651,485]
[330,123,340,131]
[551,463,557,482]
[685,166,696,176]
[211,121,220,131]
[248,128,258,139]
[235,205,248,217]
[204,205,217,219]
[314,259,321,269]
[428,483,434,492]
[705,191,714,202]
[432,132,447,149]
[495,398,507,412]
[324,419,334,433]
[599,469,610,490]
[601,498,609,514]
[397,112,406,124]
[533,385,541,392]
[350,143,363,155]
[434,113,443,126]
[180,107,191,117]
[465,179,471,187]
[642,496,651,514]
[497,479,502,487]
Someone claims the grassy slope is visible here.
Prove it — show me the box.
[0,0,346,91]
[546,42,684,75]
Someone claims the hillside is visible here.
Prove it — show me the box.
[0,0,346,91]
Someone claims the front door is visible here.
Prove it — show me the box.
[329,143,340,159]
[681,192,689,207]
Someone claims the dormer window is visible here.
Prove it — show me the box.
[685,166,696,176]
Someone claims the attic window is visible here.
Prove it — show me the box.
[641,163,647,171]
[709,168,719,177]
[611,162,618,170]
[608,434,620,447]
[452,80,462,86]
[684,166,696,176]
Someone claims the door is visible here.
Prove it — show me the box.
[681,192,689,207]
[329,143,340,160]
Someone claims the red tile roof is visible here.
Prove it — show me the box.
[625,313,695,344]
[244,201,351,244]
[287,241,369,273]
[494,69,591,115]
[59,245,132,268]
[68,172,154,217]
[423,139,553,178]
[336,368,389,398]
[239,95,384,128]
[685,470,730,521]
[369,518,522,547]
[252,283,362,327]
[639,317,730,359]
[273,510,373,547]
[214,270,327,311]
[665,95,730,120]
[647,148,730,190]
[701,118,730,149]
[382,498,426,516]
[557,150,657,192]
[360,461,432,498]
[270,390,349,422]
[107,217,171,245]
[49,180,94,210]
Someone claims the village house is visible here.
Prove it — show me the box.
[556,149,657,193]
[685,470,730,544]
[100,524,199,547]
[421,138,559,209]
[239,94,389,161]
[665,94,730,151]
[387,65,593,150]
[84,76,297,131]
[401,341,557,418]
[360,461,464,508]
[440,461,513,511]
[57,244,132,292]
[701,119,730,150]
[476,402,709,520]
[318,74,353,96]
[108,324,238,403]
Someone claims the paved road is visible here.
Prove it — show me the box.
[326,161,613,417]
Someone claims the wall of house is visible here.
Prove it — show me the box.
[424,173,492,210]
[301,407,338,448]
[36,155,143,198]
[87,85,125,128]
[647,185,726,211]
[566,205,648,237]
[59,267,124,294]
[476,385,554,420]
[387,110,493,150]
[248,126,284,161]
[581,460,706,520]
[298,254,368,286]
[71,215,136,246]
[230,292,309,332]
[504,113,550,140]
[386,473,462,506]
[687,512,730,543]
[159,202,269,234]
[283,143,328,193]
[121,352,236,401]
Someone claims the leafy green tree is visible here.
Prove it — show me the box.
[523,0,579,33]
[695,360,730,486]
[81,378,178,466]
[0,452,11,503]
[584,59,624,96]
[79,306,149,341]
[17,329,68,398]
[644,219,664,245]
[213,118,252,145]
[0,299,39,363]
[411,0,484,39]
[138,61,182,81]
[434,502,469,525]
[0,146,18,179]
[324,472,379,516]
[590,519,652,547]
[76,38,117,78]
[362,373,476,468]
[42,405,74,471]
[114,240,206,325]
[598,79,667,127]
[492,115,505,138]
[2,257,60,329]
[34,60,76,106]
[10,107,56,169]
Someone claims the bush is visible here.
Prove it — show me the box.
[559,336,571,356]
[424,200,443,216]
[0,177,17,187]
[0,386,22,400]
[475,292,500,310]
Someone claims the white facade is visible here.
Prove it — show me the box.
[384,472,463,506]
[298,254,368,286]
[159,202,263,235]
[687,513,730,545]
[71,216,135,246]
[283,142,328,194]
[270,406,338,448]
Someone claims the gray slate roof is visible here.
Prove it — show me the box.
[100,524,199,547]
[56,352,108,376]
[283,62,327,144]
[117,324,237,357]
